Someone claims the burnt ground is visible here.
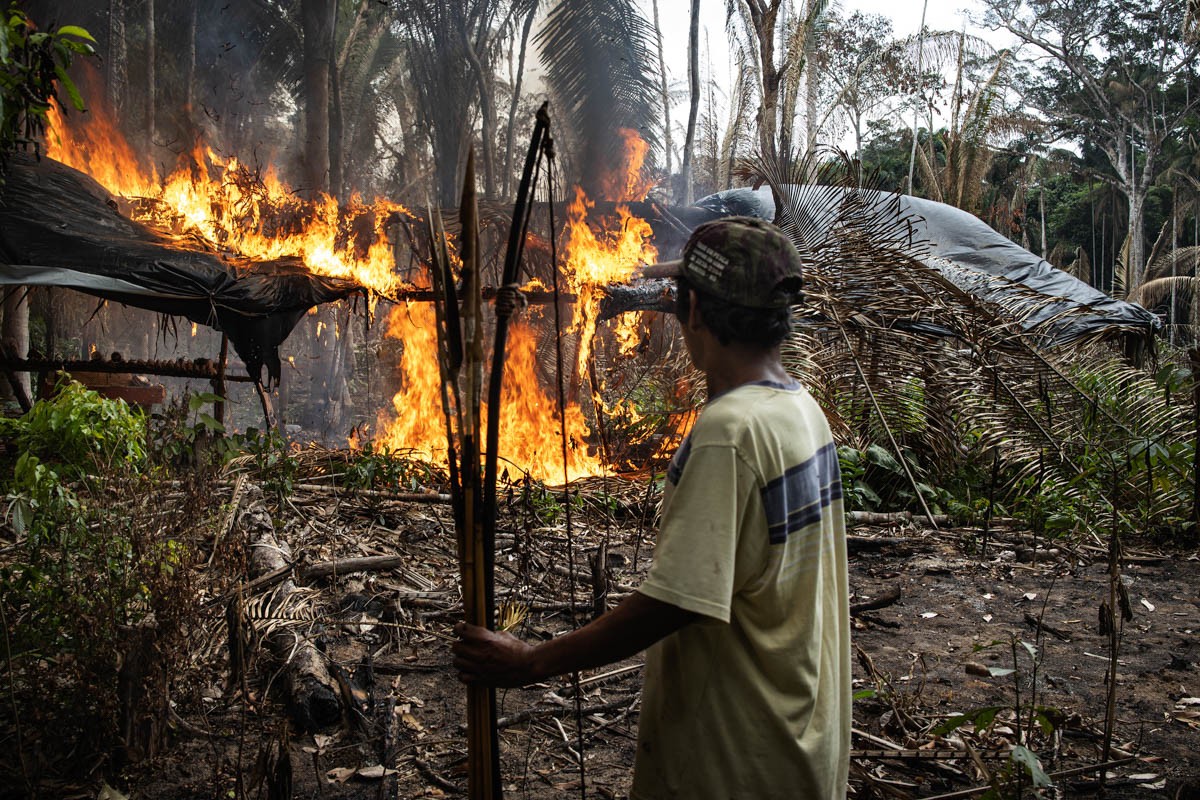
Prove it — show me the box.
[113,475,1199,800]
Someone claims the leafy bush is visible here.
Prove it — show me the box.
[1,374,146,475]
[343,441,438,492]
[234,425,299,498]
[0,378,213,787]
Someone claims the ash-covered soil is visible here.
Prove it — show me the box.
[122,479,1199,799]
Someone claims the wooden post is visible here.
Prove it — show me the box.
[213,334,228,430]
[254,379,277,432]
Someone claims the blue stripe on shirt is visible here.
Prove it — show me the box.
[666,433,693,485]
[760,442,843,544]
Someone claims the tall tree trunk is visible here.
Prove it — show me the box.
[301,0,336,195]
[743,0,782,162]
[503,4,537,198]
[651,0,675,186]
[329,58,344,199]
[144,0,155,144]
[803,1,818,151]
[1127,146,1154,288]
[906,0,930,194]
[680,0,701,204]
[460,14,497,199]
[2,288,30,401]
[107,0,127,114]
[853,108,863,181]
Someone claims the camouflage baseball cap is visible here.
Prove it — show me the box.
[641,216,804,308]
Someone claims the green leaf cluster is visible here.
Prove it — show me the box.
[0,374,146,480]
[0,378,152,652]
[0,377,214,783]
[0,4,95,167]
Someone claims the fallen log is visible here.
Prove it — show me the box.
[239,483,342,731]
[290,483,451,503]
[208,554,417,610]
[846,535,917,553]
[846,511,1019,528]
[850,587,902,616]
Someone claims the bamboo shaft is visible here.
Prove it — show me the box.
[458,148,502,800]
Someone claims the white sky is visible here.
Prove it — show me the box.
[652,0,995,79]
[645,0,1006,153]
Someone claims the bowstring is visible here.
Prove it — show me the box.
[544,136,589,800]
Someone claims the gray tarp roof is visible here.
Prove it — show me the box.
[692,185,1160,343]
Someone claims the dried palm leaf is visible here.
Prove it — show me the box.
[732,146,1176,532]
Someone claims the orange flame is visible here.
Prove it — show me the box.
[45,105,409,298]
[559,129,658,414]
[46,101,667,482]
[376,304,600,481]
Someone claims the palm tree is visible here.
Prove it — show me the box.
[1128,242,1200,342]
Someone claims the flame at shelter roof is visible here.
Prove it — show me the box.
[0,153,363,385]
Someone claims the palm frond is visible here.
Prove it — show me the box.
[732,146,1173,530]
[1142,246,1200,283]
[536,0,661,195]
[1112,235,1133,298]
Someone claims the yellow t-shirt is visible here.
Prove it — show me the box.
[632,381,850,799]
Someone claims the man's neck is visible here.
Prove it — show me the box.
[703,343,791,399]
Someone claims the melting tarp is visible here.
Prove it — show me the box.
[691,185,1160,344]
[0,153,362,384]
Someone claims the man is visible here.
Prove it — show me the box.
[453,216,850,799]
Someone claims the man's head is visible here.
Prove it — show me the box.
[643,217,804,349]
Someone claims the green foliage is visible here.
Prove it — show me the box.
[235,426,300,499]
[0,378,154,651]
[934,636,1059,798]
[831,340,1198,541]
[837,442,983,523]
[521,479,566,525]
[0,4,94,164]
[343,442,437,492]
[0,374,146,479]
[837,444,882,510]
[0,378,215,785]
[998,354,1196,540]
[147,391,237,469]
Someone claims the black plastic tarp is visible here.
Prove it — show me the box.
[692,185,1160,343]
[0,153,362,384]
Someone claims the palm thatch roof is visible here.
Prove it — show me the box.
[689,183,1159,346]
[639,154,1185,532]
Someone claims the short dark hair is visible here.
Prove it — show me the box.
[675,276,793,348]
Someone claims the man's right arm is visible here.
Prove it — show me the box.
[453,591,696,688]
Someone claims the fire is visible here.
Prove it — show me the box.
[561,128,658,410]
[599,128,657,203]
[45,105,409,298]
[46,98,669,483]
[563,187,657,376]
[373,127,661,481]
[376,304,600,481]
[43,100,158,197]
